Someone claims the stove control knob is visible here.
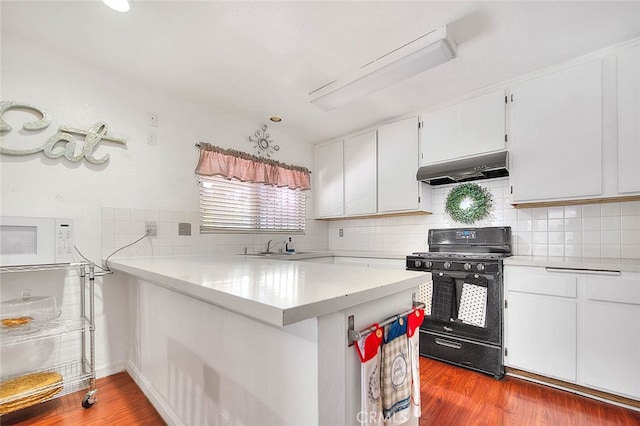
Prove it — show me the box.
[444,262,452,269]
[463,263,472,271]
[477,263,486,271]
[425,261,433,269]
[414,260,422,268]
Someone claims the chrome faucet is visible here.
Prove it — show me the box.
[265,239,273,253]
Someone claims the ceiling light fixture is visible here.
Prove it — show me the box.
[102,0,130,12]
[269,116,282,123]
[309,25,457,111]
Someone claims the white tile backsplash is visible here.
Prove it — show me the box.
[101,178,640,261]
[325,178,640,259]
[101,202,329,260]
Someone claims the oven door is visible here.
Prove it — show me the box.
[421,269,502,345]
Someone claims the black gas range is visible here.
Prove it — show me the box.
[406,226,512,378]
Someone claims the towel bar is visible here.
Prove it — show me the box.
[347,298,425,347]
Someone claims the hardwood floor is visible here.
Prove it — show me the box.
[0,372,165,426]
[2,359,639,425]
[418,358,640,425]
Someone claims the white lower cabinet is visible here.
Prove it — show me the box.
[505,265,640,400]
[581,276,640,399]
[504,268,577,382]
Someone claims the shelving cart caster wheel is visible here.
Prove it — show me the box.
[82,391,97,409]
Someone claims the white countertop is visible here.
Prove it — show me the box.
[504,256,640,273]
[108,255,427,327]
[243,250,407,260]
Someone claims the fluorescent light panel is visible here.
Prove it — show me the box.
[309,25,457,111]
[103,0,130,12]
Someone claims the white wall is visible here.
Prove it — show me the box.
[128,279,318,425]
[328,178,640,259]
[0,33,326,376]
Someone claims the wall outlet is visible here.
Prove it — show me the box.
[147,111,158,127]
[145,222,157,237]
[178,222,191,236]
[339,228,344,237]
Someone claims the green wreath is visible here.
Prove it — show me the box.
[445,183,493,224]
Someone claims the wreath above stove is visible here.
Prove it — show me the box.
[445,183,493,224]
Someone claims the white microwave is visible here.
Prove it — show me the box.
[0,216,74,267]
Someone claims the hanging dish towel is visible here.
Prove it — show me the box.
[431,275,456,322]
[407,308,425,419]
[418,282,433,316]
[381,316,411,424]
[355,325,384,426]
[457,274,489,328]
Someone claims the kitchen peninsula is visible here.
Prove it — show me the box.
[108,255,428,425]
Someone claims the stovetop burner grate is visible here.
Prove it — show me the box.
[410,252,511,261]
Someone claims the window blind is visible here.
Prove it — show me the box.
[199,175,306,233]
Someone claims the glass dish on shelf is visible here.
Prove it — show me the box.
[1,289,59,327]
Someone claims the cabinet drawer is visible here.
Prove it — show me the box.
[419,330,503,378]
[507,270,577,298]
[586,276,640,305]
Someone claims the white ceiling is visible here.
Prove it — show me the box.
[2,1,640,144]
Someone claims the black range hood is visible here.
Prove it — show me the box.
[416,151,509,186]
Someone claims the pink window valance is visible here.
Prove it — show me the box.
[195,143,311,190]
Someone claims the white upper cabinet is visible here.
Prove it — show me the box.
[420,89,506,165]
[378,117,421,213]
[344,130,377,216]
[313,139,344,218]
[459,89,507,157]
[420,103,459,164]
[314,119,430,219]
[509,60,603,203]
[617,45,640,194]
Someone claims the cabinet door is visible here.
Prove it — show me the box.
[419,103,459,165]
[344,131,377,215]
[378,117,419,212]
[314,140,344,218]
[510,60,603,203]
[420,89,506,166]
[506,292,577,382]
[581,275,640,399]
[617,45,640,194]
[460,89,506,157]
[582,302,640,399]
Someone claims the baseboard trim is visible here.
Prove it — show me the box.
[506,367,640,412]
[126,361,183,425]
[95,361,126,379]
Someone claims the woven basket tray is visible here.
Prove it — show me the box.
[0,371,63,414]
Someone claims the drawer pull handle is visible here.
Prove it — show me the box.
[443,326,453,332]
[435,338,462,349]
[545,267,621,276]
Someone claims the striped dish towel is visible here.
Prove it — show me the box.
[381,316,411,424]
[355,325,384,426]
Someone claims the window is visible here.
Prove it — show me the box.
[194,143,311,234]
[198,175,306,233]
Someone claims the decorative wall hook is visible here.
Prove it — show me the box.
[249,124,279,158]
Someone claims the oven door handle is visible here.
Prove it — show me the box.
[435,338,462,349]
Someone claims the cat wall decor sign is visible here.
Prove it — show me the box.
[0,101,127,165]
